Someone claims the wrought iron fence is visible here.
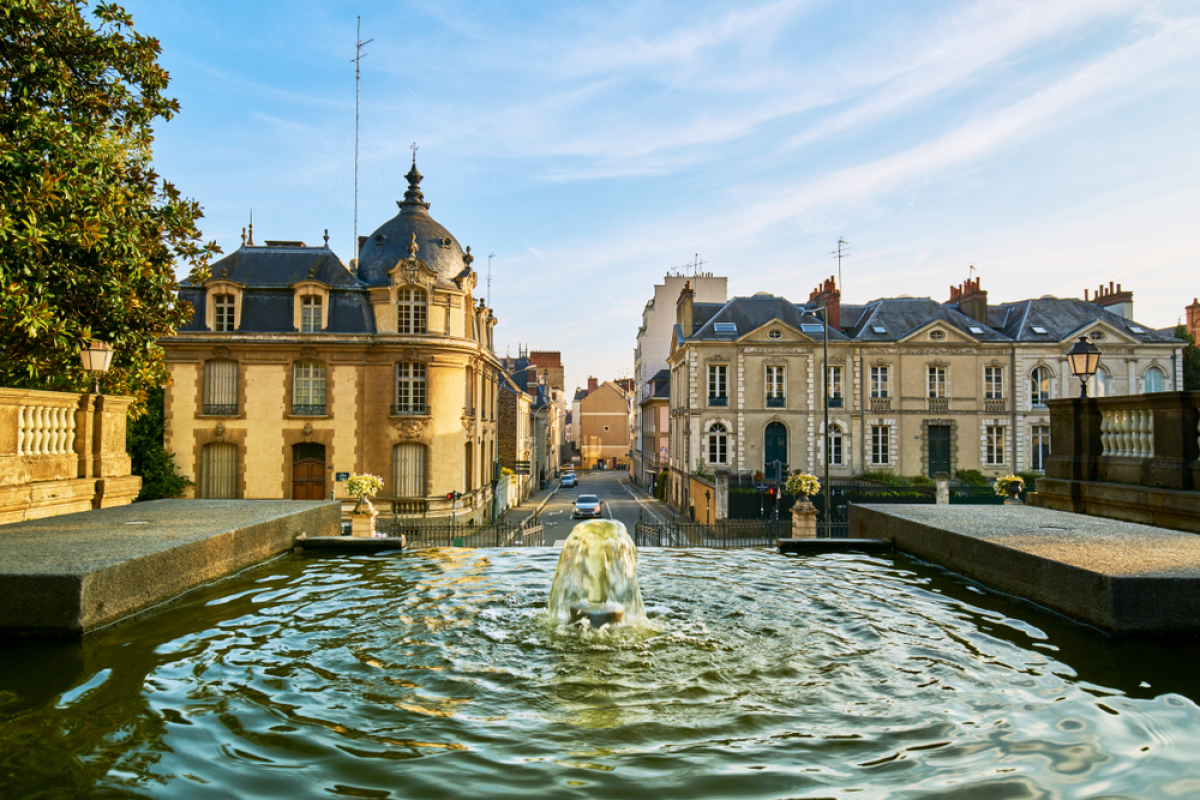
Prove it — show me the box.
[375,518,544,548]
[633,519,790,548]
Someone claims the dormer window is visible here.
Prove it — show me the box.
[205,277,244,332]
[291,282,329,332]
[301,295,322,333]
[214,294,235,332]
[398,287,428,334]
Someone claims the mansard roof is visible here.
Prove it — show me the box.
[199,243,358,288]
[849,297,1009,342]
[690,293,850,342]
[988,297,1179,343]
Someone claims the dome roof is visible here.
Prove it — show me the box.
[355,160,472,287]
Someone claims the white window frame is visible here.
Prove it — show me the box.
[395,362,428,414]
[827,424,843,466]
[707,422,728,465]
[214,294,235,332]
[1144,366,1165,394]
[984,366,1004,399]
[985,425,1005,466]
[827,365,843,400]
[300,295,322,333]
[927,366,946,399]
[292,361,327,413]
[870,425,890,466]
[397,287,428,334]
[766,365,784,400]
[1031,425,1051,472]
[708,364,727,403]
[870,366,890,399]
[1031,366,1051,408]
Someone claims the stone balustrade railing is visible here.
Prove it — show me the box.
[2,387,141,524]
[1100,408,1155,458]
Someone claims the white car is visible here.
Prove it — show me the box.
[573,494,602,519]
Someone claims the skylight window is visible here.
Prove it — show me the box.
[968,326,985,334]
[713,323,737,333]
[1129,325,1145,334]
[1031,326,1048,335]
[801,324,824,334]
[872,325,887,334]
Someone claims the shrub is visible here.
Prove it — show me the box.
[910,475,934,487]
[955,469,987,486]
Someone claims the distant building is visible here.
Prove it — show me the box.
[577,379,633,470]
[1187,298,1200,342]
[637,369,671,491]
[665,276,1182,517]
[162,159,503,523]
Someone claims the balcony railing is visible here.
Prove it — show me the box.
[927,397,949,414]
[391,404,429,416]
[709,396,728,407]
[203,403,238,416]
[869,397,891,412]
[984,398,1006,414]
[291,403,326,416]
[766,396,785,408]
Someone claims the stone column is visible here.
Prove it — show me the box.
[715,469,729,520]
[350,498,379,537]
[791,499,818,538]
[935,472,949,505]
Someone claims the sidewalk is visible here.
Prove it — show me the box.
[620,477,690,524]
[503,482,560,526]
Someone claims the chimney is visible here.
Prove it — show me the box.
[587,376,598,393]
[808,275,840,331]
[358,235,369,255]
[1187,298,1200,342]
[947,277,988,325]
[677,280,695,338]
[1089,281,1134,320]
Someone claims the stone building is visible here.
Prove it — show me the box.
[576,378,633,470]
[636,369,671,490]
[665,276,1183,516]
[161,159,503,523]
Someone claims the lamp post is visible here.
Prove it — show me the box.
[80,340,114,394]
[1066,336,1101,398]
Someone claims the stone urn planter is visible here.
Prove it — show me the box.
[350,498,380,538]
[790,499,818,539]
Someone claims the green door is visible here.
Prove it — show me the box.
[764,422,787,481]
[928,426,951,477]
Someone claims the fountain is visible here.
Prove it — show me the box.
[3,534,1200,797]
[547,520,644,628]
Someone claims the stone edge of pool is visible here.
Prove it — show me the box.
[849,503,1200,636]
[0,500,340,638]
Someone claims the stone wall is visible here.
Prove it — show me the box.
[0,388,141,524]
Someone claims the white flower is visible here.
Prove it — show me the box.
[993,474,1024,497]
[345,473,384,499]
[784,472,821,497]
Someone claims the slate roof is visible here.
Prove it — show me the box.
[647,368,670,399]
[849,297,1009,342]
[987,298,1179,343]
[201,244,358,287]
[690,294,850,342]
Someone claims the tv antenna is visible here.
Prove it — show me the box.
[830,238,850,291]
[487,253,495,308]
[350,17,373,270]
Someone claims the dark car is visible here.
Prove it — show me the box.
[573,494,602,519]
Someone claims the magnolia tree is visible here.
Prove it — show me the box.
[0,1,218,408]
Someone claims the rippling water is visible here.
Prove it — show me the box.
[3,548,1200,798]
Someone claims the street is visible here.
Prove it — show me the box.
[536,470,663,544]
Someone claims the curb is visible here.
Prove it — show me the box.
[517,486,560,526]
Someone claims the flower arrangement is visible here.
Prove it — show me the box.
[346,474,384,514]
[993,474,1025,497]
[784,472,821,498]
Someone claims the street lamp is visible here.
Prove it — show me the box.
[1066,336,1101,398]
[80,340,114,394]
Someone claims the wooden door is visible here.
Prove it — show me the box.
[292,443,326,500]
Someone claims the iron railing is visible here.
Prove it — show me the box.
[766,396,785,408]
[202,403,238,416]
[291,403,326,416]
[709,396,728,407]
[634,519,790,548]
[375,518,544,548]
[391,404,429,416]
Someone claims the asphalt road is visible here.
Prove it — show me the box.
[538,470,657,544]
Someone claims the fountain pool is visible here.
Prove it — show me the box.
[2,546,1200,798]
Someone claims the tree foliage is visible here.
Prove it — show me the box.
[1174,324,1200,391]
[126,384,191,500]
[0,1,217,411]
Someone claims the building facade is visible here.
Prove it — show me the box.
[577,379,633,470]
[162,159,504,523]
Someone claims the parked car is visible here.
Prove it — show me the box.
[561,473,577,488]
[573,494,602,519]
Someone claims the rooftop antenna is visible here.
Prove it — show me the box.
[487,252,495,308]
[350,17,373,270]
[831,238,849,291]
[248,209,254,245]
[692,253,707,277]
[969,264,977,278]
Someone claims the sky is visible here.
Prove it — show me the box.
[127,0,1200,393]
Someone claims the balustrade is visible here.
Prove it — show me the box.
[17,404,76,456]
[1101,408,1154,458]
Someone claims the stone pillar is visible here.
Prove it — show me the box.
[350,499,379,537]
[791,499,817,538]
[935,472,949,505]
[715,469,729,520]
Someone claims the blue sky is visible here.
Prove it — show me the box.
[130,0,1200,392]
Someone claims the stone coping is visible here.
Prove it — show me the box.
[777,538,891,554]
[849,503,1200,635]
[0,500,339,637]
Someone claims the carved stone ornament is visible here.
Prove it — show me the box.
[303,422,313,442]
[214,423,225,443]
[300,346,318,360]
[389,417,430,440]
[213,346,232,359]
[462,417,477,437]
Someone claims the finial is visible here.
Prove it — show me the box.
[323,228,329,247]
[410,141,419,165]
[248,208,254,245]
[463,245,474,267]
[408,232,419,259]
[307,266,316,279]
[241,227,246,246]
[400,151,429,211]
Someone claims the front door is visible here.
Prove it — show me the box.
[292,443,326,500]
[764,422,787,482]
[928,426,951,477]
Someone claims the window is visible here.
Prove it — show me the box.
[870,366,890,399]
[1031,366,1051,408]
[397,287,427,334]
[1090,367,1109,398]
[1144,367,1165,393]
[927,366,946,398]
[395,362,427,414]
[768,330,782,339]
[201,442,237,498]
[214,294,235,332]
[985,425,1005,465]
[292,361,326,415]
[1032,426,1051,472]
[300,295,322,333]
[766,365,784,407]
[929,329,945,341]
[985,367,1004,399]
[707,422,727,464]
[464,367,476,414]
[827,365,843,400]
[393,443,427,498]
[708,364,727,406]
[203,360,238,415]
[827,424,843,466]
[871,425,890,466]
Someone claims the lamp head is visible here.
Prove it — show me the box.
[1066,336,1101,398]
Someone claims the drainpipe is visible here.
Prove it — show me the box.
[859,346,865,474]
[1010,343,1018,471]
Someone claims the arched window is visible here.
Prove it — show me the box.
[201,442,238,498]
[395,363,427,415]
[292,361,326,415]
[1030,366,1051,409]
[397,288,427,334]
[213,294,236,332]
[393,443,427,498]
[203,360,238,415]
[707,422,727,465]
[1089,367,1110,398]
[300,295,322,333]
[827,424,843,466]
[1144,366,1166,394]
